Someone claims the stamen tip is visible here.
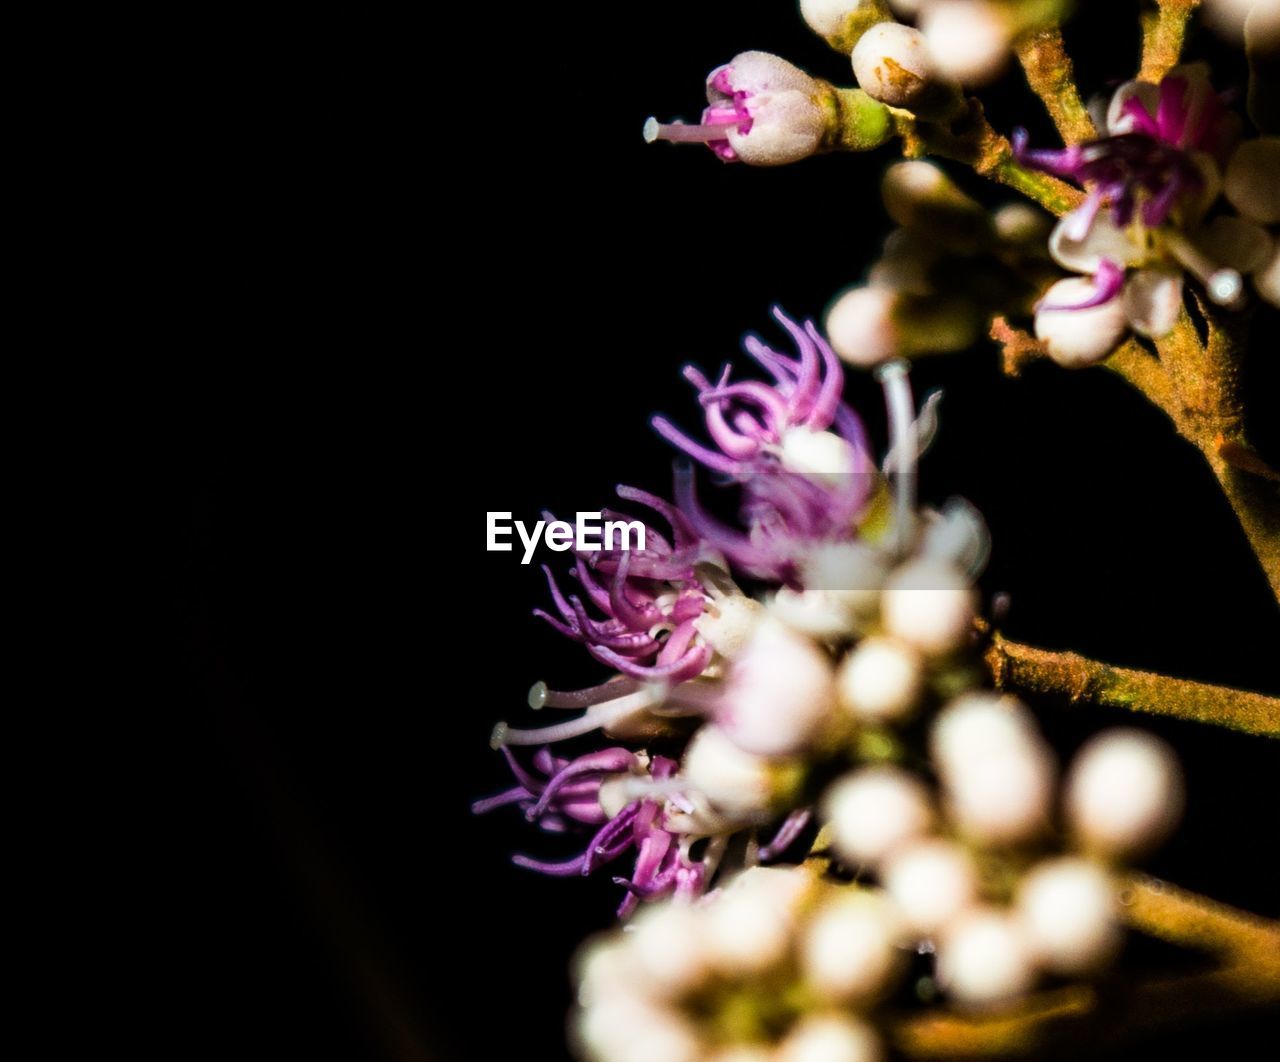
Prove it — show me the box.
[643,117,660,144]
[528,680,549,710]
[489,722,510,750]
[1207,268,1244,307]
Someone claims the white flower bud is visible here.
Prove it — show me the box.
[705,868,806,974]
[823,766,934,867]
[994,202,1052,246]
[694,593,764,659]
[682,724,785,817]
[837,636,924,723]
[1017,857,1121,976]
[937,908,1037,1005]
[628,902,711,997]
[1065,729,1184,857]
[576,996,703,1062]
[1224,137,1280,224]
[576,938,644,1006]
[826,286,904,368]
[930,693,1040,774]
[1034,277,1127,367]
[769,587,858,640]
[802,892,905,1003]
[800,541,889,616]
[720,620,837,756]
[1246,1,1280,48]
[944,737,1056,846]
[1205,0,1280,44]
[800,0,865,39]
[920,0,1013,85]
[881,558,977,657]
[778,1014,884,1062]
[881,160,986,238]
[781,426,859,481]
[851,23,938,109]
[882,838,979,936]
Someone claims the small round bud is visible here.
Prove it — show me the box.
[629,903,710,996]
[837,636,924,723]
[575,938,642,1006]
[882,838,979,936]
[770,587,858,640]
[704,887,792,974]
[802,892,905,1003]
[823,766,934,867]
[1017,857,1121,976]
[881,161,989,253]
[1224,137,1280,224]
[694,593,764,659]
[1065,729,1184,857]
[704,868,807,974]
[720,620,837,756]
[994,202,1052,246]
[826,286,904,368]
[937,908,1036,1005]
[943,737,1056,846]
[682,724,786,817]
[920,0,1013,85]
[781,426,859,481]
[576,996,703,1062]
[799,0,865,40]
[1034,277,1127,367]
[930,693,1039,774]
[777,1013,884,1062]
[851,23,937,109]
[881,558,977,656]
[800,541,889,615]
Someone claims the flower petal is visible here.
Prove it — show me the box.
[1049,210,1146,273]
[1122,269,1184,339]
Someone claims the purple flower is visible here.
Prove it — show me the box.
[652,307,876,582]
[644,51,828,166]
[533,487,713,685]
[1014,68,1228,235]
[474,749,711,916]
[1015,65,1270,357]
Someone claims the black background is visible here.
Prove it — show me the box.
[172,3,1280,1058]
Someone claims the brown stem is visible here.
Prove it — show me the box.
[910,106,1084,217]
[893,963,1280,1058]
[1121,873,1280,960]
[993,303,1280,605]
[892,875,1280,1058]
[1015,27,1097,144]
[1141,0,1202,83]
[984,632,1280,737]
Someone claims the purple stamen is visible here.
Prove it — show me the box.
[757,808,813,862]
[1037,258,1126,310]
